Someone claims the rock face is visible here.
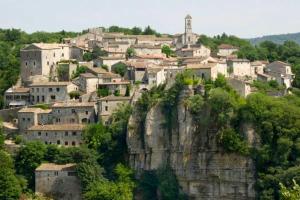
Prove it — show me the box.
[127,87,256,200]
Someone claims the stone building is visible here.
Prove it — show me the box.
[217,44,239,57]
[29,82,78,104]
[173,15,200,49]
[35,163,82,200]
[227,59,251,78]
[187,63,218,80]
[228,78,253,97]
[18,107,52,132]
[98,95,131,124]
[21,43,71,84]
[26,124,85,147]
[176,44,211,58]
[94,57,125,71]
[4,87,30,107]
[52,102,96,124]
[132,44,162,56]
[146,67,166,87]
[265,61,294,88]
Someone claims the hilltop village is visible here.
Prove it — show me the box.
[1,15,296,199]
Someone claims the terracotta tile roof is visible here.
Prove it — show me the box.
[134,54,166,59]
[52,102,95,108]
[132,44,161,49]
[123,61,148,69]
[28,43,68,50]
[101,72,121,79]
[28,124,86,131]
[18,107,52,113]
[5,87,30,94]
[228,58,250,62]
[86,66,108,74]
[29,82,72,87]
[100,95,131,101]
[36,163,76,171]
[80,73,97,78]
[99,56,125,60]
[187,63,217,69]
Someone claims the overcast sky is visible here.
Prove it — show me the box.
[1,0,300,38]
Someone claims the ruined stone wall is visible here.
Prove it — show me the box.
[127,87,256,200]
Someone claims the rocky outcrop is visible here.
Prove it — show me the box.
[127,87,256,200]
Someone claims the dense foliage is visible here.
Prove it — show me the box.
[107,25,160,36]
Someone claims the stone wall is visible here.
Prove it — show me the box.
[127,87,256,200]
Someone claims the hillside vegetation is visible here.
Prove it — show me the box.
[249,32,300,45]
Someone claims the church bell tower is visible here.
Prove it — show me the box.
[184,14,193,45]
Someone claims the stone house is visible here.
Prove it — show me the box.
[70,46,88,61]
[52,102,96,124]
[56,61,78,81]
[257,73,275,82]
[217,44,239,57]
[251,61,265,75]
[35,163,82,200]
[228,78,253,97]
[186,63,218,80]
[97,80,130,96]
[130,54,166,65]
[4,87,30,107]
[21,43,71,84]
[180,56,217,66]
[132,44,162,56]
[173,15,200,49]
[124,61,148,83]
[176,45,211,58]
[227,59,251,78]
[146,67,166,87]
[26,124,85,147]
[77,73,99,93]
[216,60,228,77]
[29,82,78,104]
[98,96,131,124]
[94,57,125,71]
[18,107,52,132]
[265,61,294,88]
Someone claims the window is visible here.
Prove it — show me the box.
[27,118,30,121]
[38,132,41,136]
[72,141,76,146]
[65,131,68,136]
[42,96,45,102]
[65,141,68,146]
[51,95,56,100]
[37,96,40,102]
[31,88,34,92]
[68,172,76,176]
[49,88,53,92]
[37,88,39,92]
[105,106,108,111]
[56,88,60,92]
[85,111,88,115]
[53,53,55,57]
[34,61,36,66]
[22,118,25,121]
[47,61,49,66]
[25,62,28,66]
[45,132,48,136]
[72,132,77,136]
[45,141,48,144]
[57,140,60,145]
[71,109,75,113]
[62,53,64,57]
[71,118,75,123]
[54,171,58,176]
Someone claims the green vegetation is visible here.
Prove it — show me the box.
[97,87,111,97]
[249,32,300,45]
[56,63,69,81]
[112,62,127,77]
[69,91,81,99]
[126,48,136,59]
[107,25,160,36]
[32,104,51,110]
[161,45,174,57]
[71,65,87,79]
[252,80,285,94]
[83,47,108,61]
[280,180,300,200]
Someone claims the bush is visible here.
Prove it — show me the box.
[69,91,81,99]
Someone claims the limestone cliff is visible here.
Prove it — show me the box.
[127,87,256,200]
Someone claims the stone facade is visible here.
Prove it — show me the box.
[227,59,251,78]
[29,82,78,104]
[187,63,218,80]
[52,102,96,124]
[217,44,239,57]
[35,163,82,200]
[98,96,131,124]
[4,87,30,107]
[228,78,253,97]
[21,43,70,84]
[26,124,85,147]
[176,45,211,58]
[265,61,294,88]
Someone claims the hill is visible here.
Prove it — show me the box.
[249,32,300,45]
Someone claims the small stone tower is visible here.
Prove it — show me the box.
[185,14,192,34]
[185,14,193,45]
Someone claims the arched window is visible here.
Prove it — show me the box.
[81,118,88,123]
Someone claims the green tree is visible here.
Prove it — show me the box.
[280,180,300,200]
[161,45,173,57]
[143,26,156,35]
[126,48,136,59]
[112,62,127,77]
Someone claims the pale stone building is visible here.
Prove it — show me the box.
[21,43,71,84]
[228,78,253,97]
[4,87,30,107]
[132,44,162,56]
[35,163,82,200]
[124,61,148,83]
[18,107,52,132]
[173,15,200,49]
[26,124,85,147]
[52,102,96,124]
[146,67,166,87]
[98,96,131,124]
[29,82,78,104]
[265,61,294,88]
[217,44,239,57]
[186,63,218,80]
[94,57,125,71]
[176,44,211,58]
[227,59,251,78]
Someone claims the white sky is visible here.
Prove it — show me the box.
[0,0,300,38]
